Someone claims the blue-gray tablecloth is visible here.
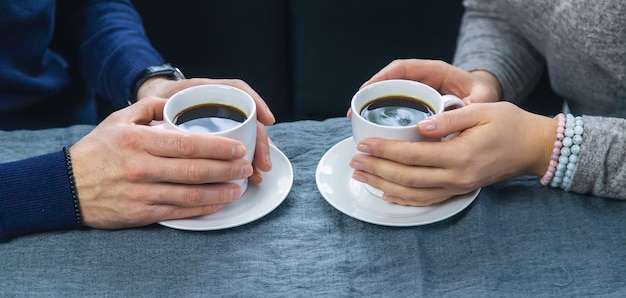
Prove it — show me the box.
[1,118,625,297]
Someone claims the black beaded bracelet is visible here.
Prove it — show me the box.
[63,147,83,226]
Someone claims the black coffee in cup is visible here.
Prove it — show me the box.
[360,95,435,127]
[173,103,247,133]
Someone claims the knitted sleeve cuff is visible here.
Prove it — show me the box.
[0,151,81,242]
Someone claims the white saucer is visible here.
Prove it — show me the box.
[159,145,293,231]
[316,137,479,227]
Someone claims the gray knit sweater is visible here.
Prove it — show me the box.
[453,0,625,199]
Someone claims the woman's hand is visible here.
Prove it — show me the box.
[350,102,557,206]
[347,59,502,119]
[364,59,502,104]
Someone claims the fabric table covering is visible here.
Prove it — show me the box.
[1,118,625,297]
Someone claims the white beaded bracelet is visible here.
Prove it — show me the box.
[549,113,584,189]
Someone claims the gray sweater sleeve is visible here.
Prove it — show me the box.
[452,0,545,103]
[569,116,626,199]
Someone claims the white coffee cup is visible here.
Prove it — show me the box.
[350,79,465,197]
[162,84,257,193]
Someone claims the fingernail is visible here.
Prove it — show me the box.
[357,143,371,154]
[231,186,243,200]
[382,194,395,202]
[233,144,246,158]
[352,172,367,183]
[349,158,365,170]
[212,204,225,212]
[265,152,272,168]
[418,119,436,132]
[241,165,253,178]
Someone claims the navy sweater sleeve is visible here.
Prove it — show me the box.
[0,151,80,243]
[0,2,168,242]
[73,0,165,108]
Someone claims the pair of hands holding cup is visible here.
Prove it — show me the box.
[69,78,275,230]
[349,59,556,206]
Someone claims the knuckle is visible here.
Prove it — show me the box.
[227,163,247,180]
[452,172,479,191]
[390,59,404,65]
[124,162,150,181]
[226,78,246,88]
[182,188,203,206]
[129,207,150,223]
[431,60,448,69]
[454,150,474,167]
[447,155,479,190]
[399,148,420,165]
[114,201,149,225]
[457,176,479,191]
[125,187,148,203]
[118,132,142,150]
[184,163,205,182]
[107,109,125,121]
[441,111,458,129]
[173,134,197,157]
[398,173,420,188]
[368,162,382,177]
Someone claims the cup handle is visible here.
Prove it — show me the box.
[440,95,466,141]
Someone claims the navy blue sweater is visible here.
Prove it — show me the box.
[0,1,164,242]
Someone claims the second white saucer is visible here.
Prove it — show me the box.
[316,137,479,227]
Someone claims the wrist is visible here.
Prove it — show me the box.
[534,115,560,178]
[62,147,83,226]
[136,77,173,101]
[127,63,185,105]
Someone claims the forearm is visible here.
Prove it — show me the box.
[0,152,80,242]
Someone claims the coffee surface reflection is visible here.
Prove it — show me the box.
[173,103,247,133]
[360,95,434,127]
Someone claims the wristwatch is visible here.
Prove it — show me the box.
[127,63,185,105]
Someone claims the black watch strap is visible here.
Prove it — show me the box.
[127,63,185,105]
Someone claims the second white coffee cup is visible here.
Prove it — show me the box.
[162,84,257,194]
[350,79,465,197]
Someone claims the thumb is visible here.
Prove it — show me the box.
[416,106,478,139]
